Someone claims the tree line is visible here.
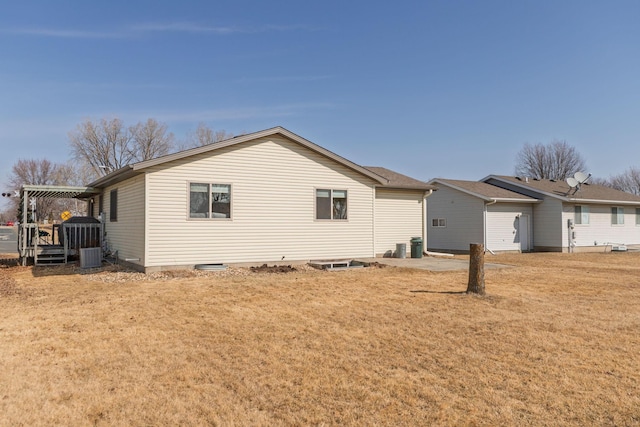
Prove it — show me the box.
[2,121,640,223]
[515,139,640,195]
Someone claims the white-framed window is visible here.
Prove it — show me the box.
[316,189,347,220]
[432,218,446,227]
[189,183,231,219]
[110,189,118,222]
[636,208,640,225]
[574,205,589,225]
[611,207,624,225]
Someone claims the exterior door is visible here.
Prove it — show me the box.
[519,215,529,251]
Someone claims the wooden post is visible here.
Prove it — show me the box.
[467,243,485,295]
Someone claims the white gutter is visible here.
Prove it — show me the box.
[484,200,497,254]
[422,189,434,253]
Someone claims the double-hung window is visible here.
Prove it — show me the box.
[189,183,231,219]
[316,189,347,220]
[611,207,624,225]
[636,208,640,226]
[574,205,589,225]
[432,218,446,227]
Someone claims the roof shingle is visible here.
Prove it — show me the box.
[431,179,539,201]
[365,167,436,191]
[487,175,640,204]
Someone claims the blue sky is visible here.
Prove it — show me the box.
[2,1,640,209]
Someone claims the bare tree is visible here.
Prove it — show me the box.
[8,159,71,222]
[515,140,587,181]
[69,117,175,177]
[130,118,175,162]
[599,167,640,195]
[69,118,135,176]
[184,123,233,147]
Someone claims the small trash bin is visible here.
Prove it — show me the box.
[410,237,423,258]
[395,243,407,259]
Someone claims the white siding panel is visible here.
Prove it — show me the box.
[486,203,533,251]
[143,137,377,266]
[563,203,640,249]
[102,174,145,266]
[374,189,424,256]
[426,186,484,252]
[532,197,563,249]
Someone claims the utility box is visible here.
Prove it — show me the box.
[80,247,102,268]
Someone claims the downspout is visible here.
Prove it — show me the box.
[372,186,376,257]
[484,199,497,255]
[422,189,434,254]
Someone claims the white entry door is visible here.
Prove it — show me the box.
[519,215,530,251]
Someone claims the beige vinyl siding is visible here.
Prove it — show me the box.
[486,203,533,251]
[102,174,145,266]
[532,197,563,250]
[374,188,424,256]
[143,136,376,266]
[426,185,484,252]
[563,203,640,248]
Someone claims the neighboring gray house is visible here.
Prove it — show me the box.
[427,179,539,253]
[428,176,640,253]
[87,127,435,272]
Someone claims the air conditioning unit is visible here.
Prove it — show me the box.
[80,247,102,268]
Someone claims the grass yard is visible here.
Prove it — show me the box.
[1,252,639,426]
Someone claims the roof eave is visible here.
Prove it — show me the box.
[429,179,495,202]
[376,184,437,191]
[566,198,640,205]
[90,127,387,187]
[88,165,137,188]
[491,198,541,203]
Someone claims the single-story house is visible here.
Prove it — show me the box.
[427,178,540,253]
[87,127,435,272]
[428,175,640,253]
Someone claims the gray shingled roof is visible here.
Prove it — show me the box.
[90,127,388,188]
[365,167,436,191]
[487,175,640,204]
[430,179,539,202]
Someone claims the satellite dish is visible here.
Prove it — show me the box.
[567,177,579,188]
[575,172,590,183]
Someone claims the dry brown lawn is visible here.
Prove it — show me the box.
[1,252,639,426]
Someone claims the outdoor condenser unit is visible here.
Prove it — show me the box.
[80,247,102,268]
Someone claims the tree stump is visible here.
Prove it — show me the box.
[467,243,486,295]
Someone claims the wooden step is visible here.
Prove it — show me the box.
[35,253,67,265]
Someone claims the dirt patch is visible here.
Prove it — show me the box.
[363,261,386,268]
[250,264,298,273]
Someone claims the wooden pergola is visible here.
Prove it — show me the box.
[18,185,102,266]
